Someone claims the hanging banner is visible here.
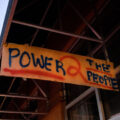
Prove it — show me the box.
[1,43,119,91]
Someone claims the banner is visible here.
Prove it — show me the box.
[1,43,118,91]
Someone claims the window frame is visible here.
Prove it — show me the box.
[65,87,105,120]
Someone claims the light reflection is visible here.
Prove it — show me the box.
[0,0,9,36]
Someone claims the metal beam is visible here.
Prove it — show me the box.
[115,65,120,75]
[98,0,111,15]
[95,88,105,120]
[0,119,23,120]
[0,110,47,115]
[0,78,16,109]
[57,0,63,30]
[0,94,47,100]
[66,87,95,110]
[89,25,120,56]
[30,0,53,45]
[68,1,102,40]
[102,46,110,61]
[32,80,47,98]
[0,0,18,110]
[12,101,30,120]
[15,0,39,15]
[12,20,103,43]
[64,0,110,53]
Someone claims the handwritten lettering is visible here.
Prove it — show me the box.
[20,51,31,68]
[8,48,66,76]
[86,58,111,73]
[87,71,118,89]
[56,60,66,76]
[4,44,117,90]
[9,48,20,67]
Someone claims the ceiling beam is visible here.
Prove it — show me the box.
[32,80,47,98]
[12,20,102,43]
[15,0,39,15]
[12,101,30,120]
[0,0,18,111]
[89,25,120,56]
[68,1,102,40]
[0,93,47,100]
[0,110,47,115]
[0,78,16,109]
[30,0,53,45]
[0,119,23,120]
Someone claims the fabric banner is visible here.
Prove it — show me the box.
[1,43,119,91]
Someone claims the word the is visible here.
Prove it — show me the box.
[86,59,110,73]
